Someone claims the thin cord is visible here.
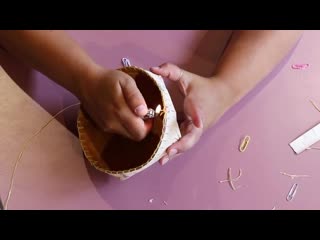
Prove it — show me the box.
[310,99,320,113]
[4,102,80,210]
[307,147,320,150]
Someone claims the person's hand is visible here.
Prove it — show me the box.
[151,63,234,165]
[78,66,152,141]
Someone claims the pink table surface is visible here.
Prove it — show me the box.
[0,30,319,210]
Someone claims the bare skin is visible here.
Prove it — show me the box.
[0,30,303,164]
[0,30,151,141]
[150,30,303,164]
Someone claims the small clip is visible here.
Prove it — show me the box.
[286,183,298,201]
[239,135,250,152]
[121,58,131,67]
[291,64,309,70]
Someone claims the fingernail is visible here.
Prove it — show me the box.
[151,66,160,70]
[168,149,178,158]
[161,156,170,165]
[135,105,147,116]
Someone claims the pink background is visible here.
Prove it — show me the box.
[0,30,319,210]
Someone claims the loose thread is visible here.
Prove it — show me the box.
[303,100,320,152]
[4,102,81,210]
[219,168,243,191]
[280,172,310,179]
[309,99,320,113]
[307,147,320,150]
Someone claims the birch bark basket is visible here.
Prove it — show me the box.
[77,66,181,180]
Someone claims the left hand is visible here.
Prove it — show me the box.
[151,63,234,165]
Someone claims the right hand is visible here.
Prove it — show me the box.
[78,66,152,141]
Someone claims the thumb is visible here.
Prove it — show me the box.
[120,76,148,117]
[151,63,182,81]
[151,63,191,96]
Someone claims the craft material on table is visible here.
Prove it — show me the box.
[289,122,320,154]
[239,135,250,152]
[3,103,80,210]
[291,63,309,70]
[286,183,298,202]
[280,172,310,180]
[309,99,320,113]
[219,168,243,191]
[0,65,107,210]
